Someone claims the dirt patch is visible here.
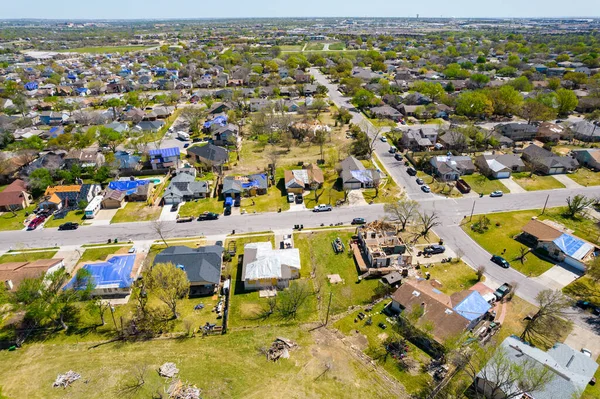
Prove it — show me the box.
[377,332,389,341]
[345,331,369,351]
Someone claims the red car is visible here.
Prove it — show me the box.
[27,216,46,231]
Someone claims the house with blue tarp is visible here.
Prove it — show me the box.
[222,174,268,198]
[65,254,137,297]
[148,147,181,170]
[113,151,141,171]
[203,115,228,130]
[521,219,597,272]
[24,82,38,91]
[450,290,492,330]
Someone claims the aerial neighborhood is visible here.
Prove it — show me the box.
[0,14,600,399]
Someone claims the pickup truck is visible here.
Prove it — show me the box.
[313,204,333,212]
[198,212,219,221]
[176,216,194,223]
[494,283,513,300]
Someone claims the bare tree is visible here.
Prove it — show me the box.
[115,365,149,399]
[146,263,190,319]
[383,199,420,231]
[266,147,280,172]
[418,211,441,239]
[515,246,529,265]
[476,266,486,281]
[521,289,572,346]
[151,220,171,247]
[361,122,384,158]
[564,195,594,218]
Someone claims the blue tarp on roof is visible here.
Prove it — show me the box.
[241,174,267,189]
[149,147,180,158]
[67,73,77,80]
[76,87,88,94]
[24,82,38,91]
[65,254,135,290]
[453,291,491,322]
[203,115,228,129]
[108,179,149,195]
[553,233,594,260]
[114,152,141,169]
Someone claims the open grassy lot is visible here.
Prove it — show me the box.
[362,155,402,204]
[0,250,58,263]
[280,44,304,51]
[178,197,223,217]
[462,209,555,277]
[77,246,132,264]
[303,170,346,208]
[294,230,379,316]
[512,172,565,191]
[44,210,85,228]
[111,202,161,223]
[329,42,346,50]
[461,174,509,195]
[567,167,600,186]
[399,224,440,245]
[420,260,482,295]
[58,45,151,53]
[306,43,324,51]
[563,276,600,305]
[239,170,290,213]
[0,324,397,399]
[0,205,35,231]
[334,301,432,395]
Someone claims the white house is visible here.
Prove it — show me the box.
[241,242,301,290]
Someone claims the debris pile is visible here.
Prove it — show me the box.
[167,379,201,399]
[52,371,81,388]
[159,362,180,378]
[266,337,297,362]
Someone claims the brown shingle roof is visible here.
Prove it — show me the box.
[521,219,563,241]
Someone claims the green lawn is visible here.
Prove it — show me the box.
[512,172,566,191]
[334,301,432,394]
[303,170,346,209]
[0,250,58,263]
[294,230,379,316]
[329,42,346,50]
[362,155,402,204]
[306,43,324,51]
[462,209,555,277]
[461,174,509,195]
[44,210,85,228]
[583,366,600,399]
[0,205,35,231]
[567,168,600,186]
[111,202,161,223]
[178,197,223,217]
[280,44,303,51]
[563,276,600,305]
[77,246,132,264]
[58,45,151,54]
[423,261,482,295]
[240,172,290,213]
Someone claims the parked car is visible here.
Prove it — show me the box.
[234,197,241,207]
[58,222,79,231]
[287,193,295,203]
[313,204,332,212]
[378,322,387,329]
[424,245,445,255]
[128,247,136,254]
[490,190,503,197]
[491,255,510,268]
[198,211,219,221]
[170,203,179,212]
[295,194,303,204]
[421,185,431,193]
[576,300,600,315]
[351,217,366,225]
[416,178,424,185]
[494,283,513,300]
[394,153,403,161]
[581,348,593,358]
[215,240,223,247]
[406,167,417,176]
[183,143,190,148]
[176,216,194,223]
[380,136,387,142]
[388,146,397,153]
[224,207,231,216]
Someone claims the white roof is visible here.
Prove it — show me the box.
[486,159,509,173]
[242,242,301,280]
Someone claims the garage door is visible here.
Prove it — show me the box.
[564,256,585,271]
[496,172,510,179]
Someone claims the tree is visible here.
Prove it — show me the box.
[564,194,593,218]
[274,281,312,319]
[151,220,171,247]
[105,98,124,120]
[312,129,327,161]
[555,88,578,116]
[384,199,420,231]
[412,81,446,102]
[350,128,370,158]
[97,127,124,153]
[587,256,600,282]
[468,74,490,89]
[311,98,328,119]
[352,89,377,109]
[93,166,111,183]
[488,86,523,116]
[418,211,441,239]
[181,107,205,134]
[146,263,190,319]
[521,289,572,345]
[519,99,557,124]
[28,168,54,196]
[563,72,588,88]
[507,76,533,92]
[455,91,493,118]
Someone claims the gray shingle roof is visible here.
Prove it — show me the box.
[153,245,223,285]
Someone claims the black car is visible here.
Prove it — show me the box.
[215,240,224,247]
[170,203,179,212]
[234,197,241,207]
[295,194,303,204]
[416,178,424,185]
[58,222,79,231]
[491,255,510,268]
[406,167,417,176]
[224,206,231,216]
[394,153,403,161]
[424,245,445,255]
[351,217,366,225]
[576,300,600,315]
[198,212,219,221]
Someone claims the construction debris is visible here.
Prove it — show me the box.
[52,371,81,388]
[159,362,180,378]
[266,337,298,361]
[167,379,201,399]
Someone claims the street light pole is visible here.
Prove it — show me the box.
[469,200,476,221]
[541,194,550,215]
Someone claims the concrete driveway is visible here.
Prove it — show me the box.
[499,177,526,193]
[564,325,600,360]
[88,208,120,226]
[348,190,368,207]
[532,264,582,290]
[160,204,179,221]
[553,174,582,189]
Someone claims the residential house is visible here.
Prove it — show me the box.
[496,123,538,141]
[249,98,272,112]
[0,258,65,292]
[283,164,324,194]
[429,155,475,181]
[162,173,209,205]
[40,185,83,211]
[520,219,596,271]
[153,245,223,296]
[207,102,233,115]
[222,174,268,198]
[400,128,438,151]
[134,120,165,132]
[340,156,381,190]
[39,111,68,125]
[104,179,154,207]
[64,149,105,168]
[438,130,472,151]
[370,105,403,121]
[113,151,142,172]
[241,242,301,290]
[303,84,318,96]
[101,189,127,209]
[212,124,240,147]
[475,153,526,179]
[148,147,181,170]
[294,70,311,83]
[475,336,598,399]
[572,148,600,170]
[65,254,138,298]
[187,144,229,171]
[522,145,579,175]
[104,121,129,134]
[571,121,600,142]
[536,122,567,142]
[0,179,32,212]
[356,225,409,269]
[576,97,600,114]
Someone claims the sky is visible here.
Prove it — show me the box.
[2,0,599,19]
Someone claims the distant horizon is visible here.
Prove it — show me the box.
[2,0,599,20]
[1,16,600,21]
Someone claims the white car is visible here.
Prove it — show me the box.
[380,136,387,142]
[581,348,592,358]
[490,190,504,197]
[421,185,431,193]
[313,204,333,212]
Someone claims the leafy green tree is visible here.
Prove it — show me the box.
[105,98,124,120]
[93,166,111,183]
[412,81,446,102]
[468,73,490,88]
[28,168,54,196]
[352,89,378,109]
[508,76,533,92]
[555,88,578,116]
[488,86,523,116]
[455,91,493,118]
[563,72,587,88]
[146,263,190,319]
[97,127,124,153]
[519,99,557,124]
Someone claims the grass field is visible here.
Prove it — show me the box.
[416,171,462,197]
[422,260,482,295]
[280,44,303,51]
[567,168,600,186]
[59,45,151,54]
[178,197,223,217]
[306,43,324,51]
[583,367,600,399]
[0,205,35,231]
[461,174,509,195]
[512,172,565,191]
[77,246,132,264]
[329,42,346,50]
[303,170,346,209]
[362,155,402,204]
[0,250,58,263]
[44,210,85,228]
[111,202,161,224]
[564,276,600,304]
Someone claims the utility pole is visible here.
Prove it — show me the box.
[325,291,333,326]
[469,200,476,221]
[110,305,118,332]
[541,194,550,215]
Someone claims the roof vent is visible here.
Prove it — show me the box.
[412,291,420,297]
